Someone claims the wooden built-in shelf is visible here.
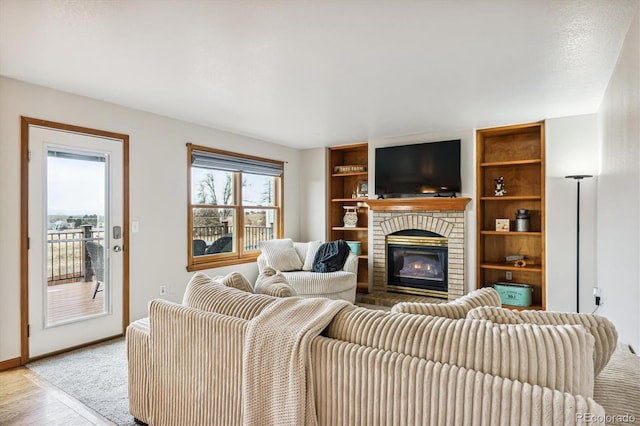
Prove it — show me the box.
[328,143,370,294]
[476,121,546,310]
[480,159,542,167]
[480,230,541,236]
[331,198,368,202]
[332,227,368,231]
[365,197,471,212]
[480,262,542,272]
[332,171,368,177]
[480,196,542,201]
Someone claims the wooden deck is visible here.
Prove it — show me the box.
[47,280,105,325]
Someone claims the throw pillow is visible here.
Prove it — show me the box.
[391,301,469,319]
[220,271,254,293]
[254,266,292,294]
[391,288,502,318]
[259,282,298,298]
[258,238,303,272]
[466,306,524,324]
[467,306,618,375]
[303,240,323,271]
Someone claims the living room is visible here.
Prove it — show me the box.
[0,1,639,424]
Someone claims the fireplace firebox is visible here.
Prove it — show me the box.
[386,230,448,298]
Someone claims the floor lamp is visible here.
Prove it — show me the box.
[565,175,593,312]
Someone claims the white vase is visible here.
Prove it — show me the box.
[343,206,358,228]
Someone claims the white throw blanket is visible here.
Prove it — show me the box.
[242,296,351,426]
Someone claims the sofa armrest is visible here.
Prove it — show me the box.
[342,252,359,275]
[126,317,151,424]
[257,253,268,272]
[148,299,248,425]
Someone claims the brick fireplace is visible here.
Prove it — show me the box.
[366,198,470,303]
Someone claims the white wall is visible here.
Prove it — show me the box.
[299,147,327,242]
[545,115,598,313]
[596,9,640,350]
[0,77,301,363]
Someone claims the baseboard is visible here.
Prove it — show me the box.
[0,357,22,371]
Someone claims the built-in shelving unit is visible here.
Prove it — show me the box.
[327,143,369,293]
[476,122,546,310]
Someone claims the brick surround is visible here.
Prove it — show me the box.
[372,210,465,301]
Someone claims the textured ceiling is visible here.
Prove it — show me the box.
[0,0,637,148]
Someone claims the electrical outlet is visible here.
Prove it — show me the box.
[160,285,167,296]
[506,271,512,281]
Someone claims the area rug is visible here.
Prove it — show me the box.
[27,337,135,426]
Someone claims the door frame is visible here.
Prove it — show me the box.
[20,116,130,364]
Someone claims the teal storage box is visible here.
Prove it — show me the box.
[492,282,533,307]
[346,241,361,255]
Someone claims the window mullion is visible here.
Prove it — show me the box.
[235,172,244,256]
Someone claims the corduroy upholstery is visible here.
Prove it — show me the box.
[127,278,619,425]
[325,305,596,396]
[257,241,358,303]
[390,286,502,318]
[467,306,619,376]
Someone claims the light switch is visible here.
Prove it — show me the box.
[132,221,139,233]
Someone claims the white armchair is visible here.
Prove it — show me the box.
[257,240,358,303]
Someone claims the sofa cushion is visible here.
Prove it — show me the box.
[282,270,355,296]
[594,349,640,421]
[326,306,595,396]
[258,238,303,272]
[391,287,502,318]
[467,306,618,375]
[302,240,323,271]
[465,305,524,324]
[182,272,274,320]
[254,266,291,294]
[219,271,254,293]
[258,282,298,298]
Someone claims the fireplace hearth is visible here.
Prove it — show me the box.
[387,231,448,298]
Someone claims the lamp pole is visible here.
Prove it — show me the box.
[565,175,593,312]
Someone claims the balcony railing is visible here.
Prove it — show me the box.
[48,225,104,284]
[192,224,274,251]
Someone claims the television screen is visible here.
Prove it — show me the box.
[375,139,461,197]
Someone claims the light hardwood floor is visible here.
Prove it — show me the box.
[0,367,115,425]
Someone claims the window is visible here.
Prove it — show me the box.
[187,144,284,270]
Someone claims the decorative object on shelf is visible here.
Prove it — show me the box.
[334,165,367,174]
[504,254,524,262]
[515,209,530,232]
[346,241,361,255]
[565,174,594,312]
[495,218,510,232]
[514,259,527,268]
[343,206,358,228]
[356,180,368,198]
[494,176,507,196]
[493,282,533,307]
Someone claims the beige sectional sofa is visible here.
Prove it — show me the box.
[127,275,639,425]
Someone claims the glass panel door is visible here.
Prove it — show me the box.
[46,149,108,326]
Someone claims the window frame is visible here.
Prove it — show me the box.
[186,143,284,271]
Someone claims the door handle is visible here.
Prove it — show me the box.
[113,245,122,252]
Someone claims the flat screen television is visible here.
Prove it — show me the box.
[375,139,461,197]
